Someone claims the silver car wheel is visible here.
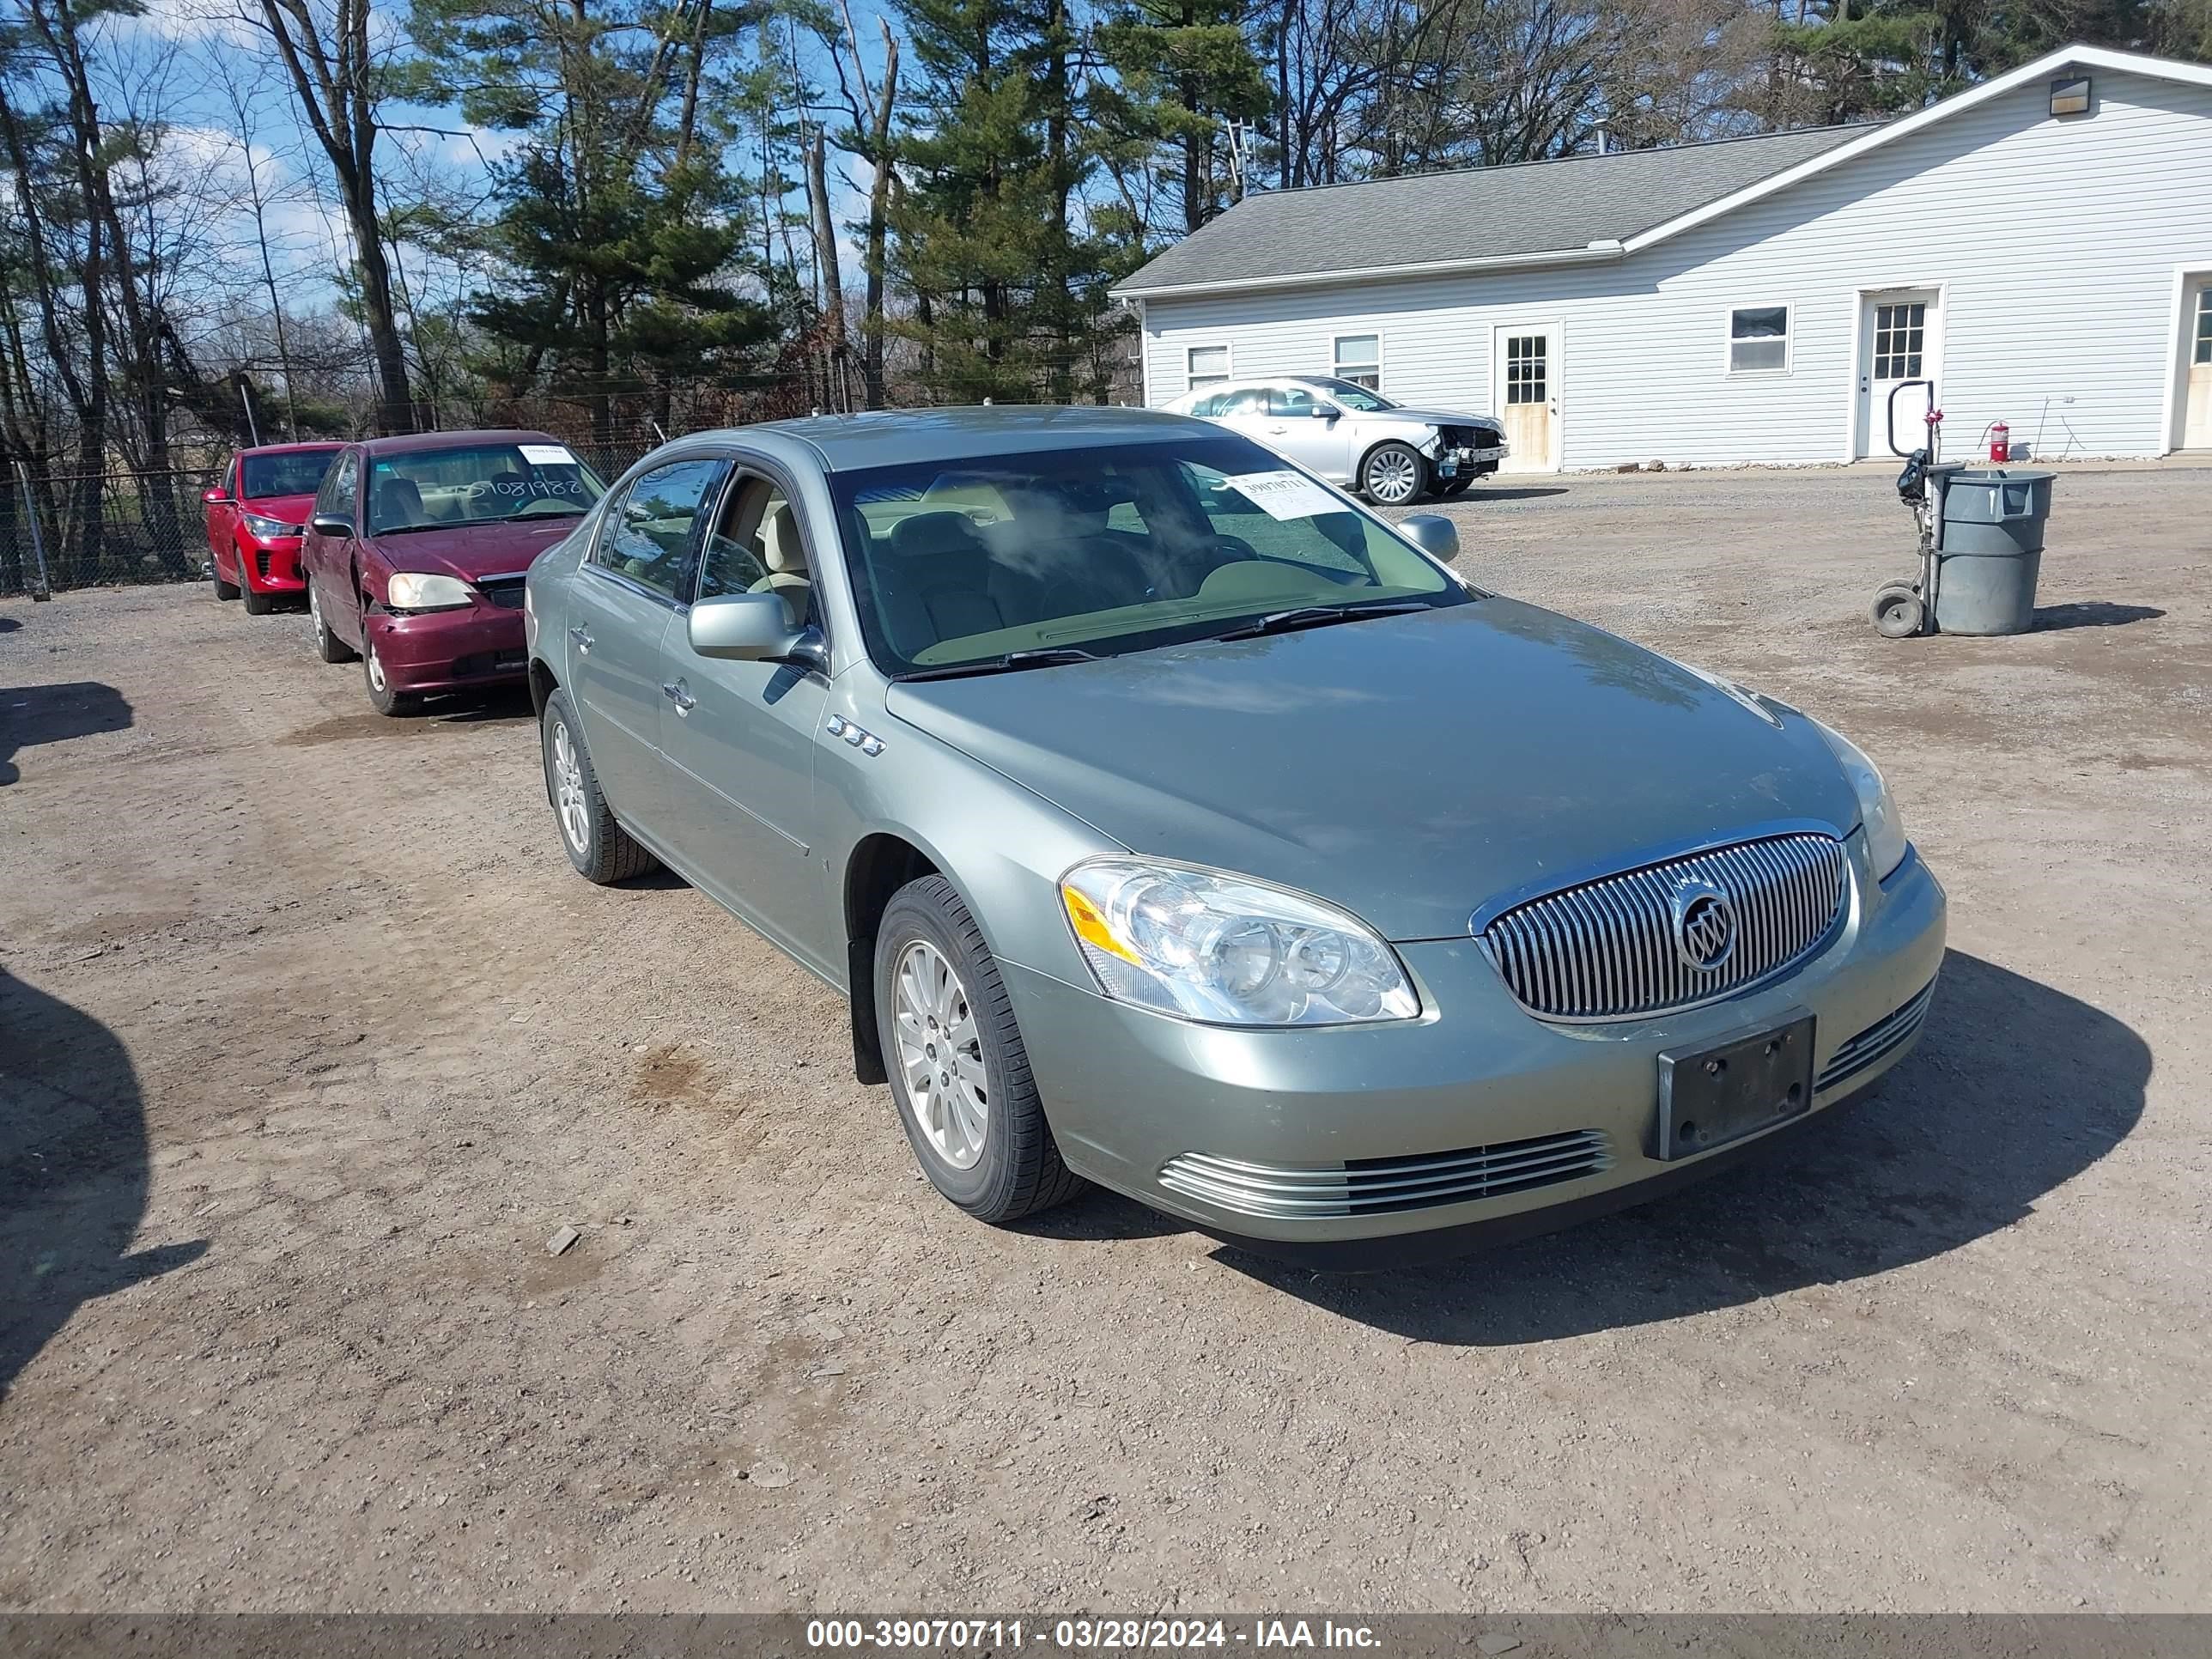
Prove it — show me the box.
[892,939,988,1170]
[308,579,324,640]
[550,719,591,854]
[367,639,389,694]
[1365,448,1419,505]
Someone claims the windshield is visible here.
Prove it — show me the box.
[830,435,1467,674]
[1305,378,1395,413]
[241,449,341,499]
[364,441,605,535]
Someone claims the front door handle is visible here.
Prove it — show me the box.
[569,624,593,654]
[662,678,696,715]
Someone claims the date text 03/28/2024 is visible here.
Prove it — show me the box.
[805,1620,1382,1650]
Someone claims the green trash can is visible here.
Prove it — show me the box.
[1931,466,2054,635]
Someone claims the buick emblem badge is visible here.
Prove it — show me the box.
[1671,879,1739,973]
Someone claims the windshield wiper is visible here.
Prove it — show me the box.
[1211,598,1432,641]
[895,647,1102,682]
[372,522,453,537]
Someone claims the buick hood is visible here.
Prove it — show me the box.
[366,517,580,580]
[884,599,1861,942]
[1372,404,1502,433]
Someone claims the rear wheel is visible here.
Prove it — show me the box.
[1361,441,1428,507]
[541,689,658,884]
[1872,582,1926,640]
[307,575,356,663]
[875,875,1085,1224]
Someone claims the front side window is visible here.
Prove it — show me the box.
[1729,306,1790,374]
[830,435,1466,674]
[1270,386,1324,418]
[699,474,813,626]
[1306,376,1394,413]
[590,457,730,599]
[1187,345,1229,390]
[1218,387,1267,416]
[243,448,343,499]
[366,441,605,536]
[317,452,360,523]
[1333,335,1381,391]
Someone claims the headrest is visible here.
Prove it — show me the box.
[889,510,988,562]
[759,505,805,574]
[374,477,423,526]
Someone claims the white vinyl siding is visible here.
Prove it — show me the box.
[1141,68,2212,464]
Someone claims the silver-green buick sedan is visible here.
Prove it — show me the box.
[523,407,1945,1265]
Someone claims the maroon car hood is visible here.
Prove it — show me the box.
[239,491,319,526]
[363,518,580,579]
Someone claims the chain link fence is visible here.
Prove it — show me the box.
[3,467,220,597]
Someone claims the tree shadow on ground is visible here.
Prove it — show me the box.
[0,681,131,786]
[1216,951,2145,1343]
[0,969,206,1405]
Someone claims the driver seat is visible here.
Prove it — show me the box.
[747,503,811,624]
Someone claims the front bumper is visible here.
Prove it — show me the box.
[240,536,307,592]
[1430,443,1507,480]
[1004,836,1946,1261]
[364,603,527,695]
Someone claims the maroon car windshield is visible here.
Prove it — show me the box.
[241,449,342,498]
[365,442,605,535]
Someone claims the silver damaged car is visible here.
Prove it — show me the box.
[1163,375,1508,505]
[524,407,1945,1266]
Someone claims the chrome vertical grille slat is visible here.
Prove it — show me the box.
[1477,831,1848,1022]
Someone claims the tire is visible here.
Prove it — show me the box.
[540,689,659,884]
[241,578,274,616]
[875,874,1085,1224]
[1872,582,1926,640]
[362,629,425,717]
[1360,441,1429,507]
[1437,476,1474,498]
[307,574,357,663]
[213,559,240,602]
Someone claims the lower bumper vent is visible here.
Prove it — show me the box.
[1817,978,1937,1093]
[1159,1129,1610,1221]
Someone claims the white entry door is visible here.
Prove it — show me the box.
[2185,280,2212,450]
[1494,325,1561,472]
[1856,289,1942,458]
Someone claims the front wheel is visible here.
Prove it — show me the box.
[540,689,659,884]
[1361,441,1429,507]
[240,573,275,616]
[362,631,424,717]
[1437,476,1474,498]
[875,875,1085,1224]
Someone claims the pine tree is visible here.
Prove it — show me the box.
[1095,0,1271,237]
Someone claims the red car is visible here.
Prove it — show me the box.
[204,442,345,614]
[298,429,605,715]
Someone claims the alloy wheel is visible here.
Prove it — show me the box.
[367,640,389,694]
[309,580,325,643]
[550,719,591,854]
[1365,450,1419,505]
[891,939,988,1170]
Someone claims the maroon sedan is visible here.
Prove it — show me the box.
[204,443,344,614]
[299,429,605,715]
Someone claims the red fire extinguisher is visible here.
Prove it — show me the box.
[1989,421,2010,462]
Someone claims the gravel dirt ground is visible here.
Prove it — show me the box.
[3,462,2208,1613]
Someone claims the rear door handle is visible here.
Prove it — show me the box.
[569,624,593,654]
[662,679,696,714]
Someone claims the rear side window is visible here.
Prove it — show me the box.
[591,457,730,600]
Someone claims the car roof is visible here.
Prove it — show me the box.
[670,405,1213,473]
[239,440,346,456]
[354,428,564,457]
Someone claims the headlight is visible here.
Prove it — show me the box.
[1813,719,1907,878]
[1059,858,1418,1026]
[240,512,297,538]
[386,571,475,611]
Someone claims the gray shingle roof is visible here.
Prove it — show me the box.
[1115,125,1873,295]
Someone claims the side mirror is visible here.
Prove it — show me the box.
[1399,513,1459,563]
[308,512,351,538]
[202,486,230,505]
[690,591,813,663]
[1312,404,1338,419]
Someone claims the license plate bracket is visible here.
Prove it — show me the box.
[1655,1013,1815,1161]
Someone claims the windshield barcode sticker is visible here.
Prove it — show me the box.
[1224,469,1344,522]
[519,443,577,466]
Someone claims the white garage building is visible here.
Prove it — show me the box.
[1115,46,2212,472]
